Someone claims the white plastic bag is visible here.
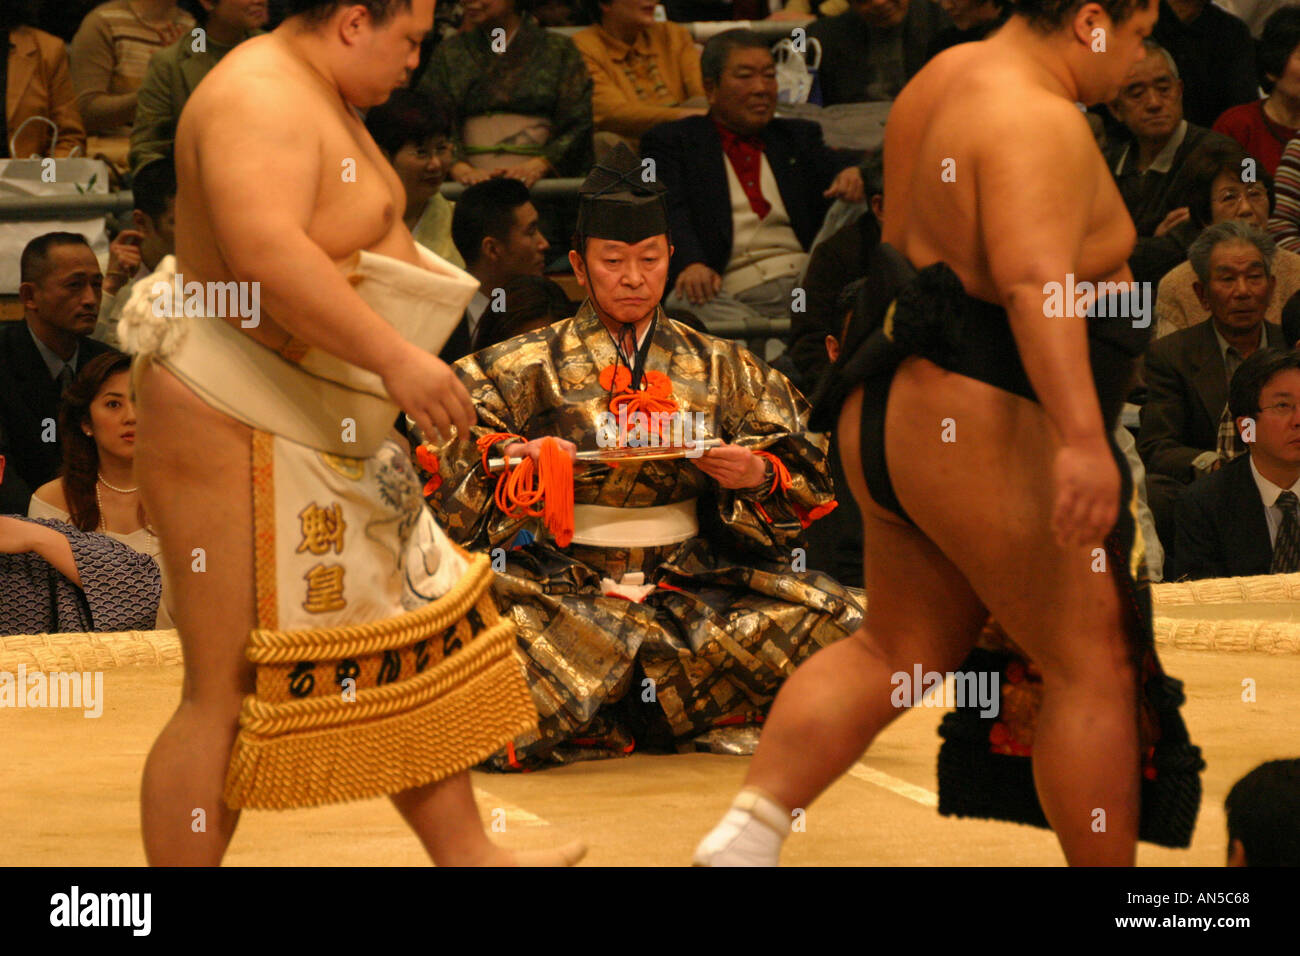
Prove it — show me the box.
[0,157,111,293]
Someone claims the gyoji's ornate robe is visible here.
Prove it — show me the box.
[424,301,863,770]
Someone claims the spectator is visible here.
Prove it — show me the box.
[1172,348,1300,580]
[470,274,573,351]
[1212,6,1300,179]
[1224,758,1300,866]
[363,88,463,269]
[807,0,950,106]
[26,351,170,626]
[448,178,551,361]
[1155,142,1300,339]
[1138,222,1288,573]
[1152,0,1258,130]
[69,1,197,170]
[93,155,176,349]
[572,0,707,155]
[0,233,114,498]
[782,153,882,397]
[641,30,864,334]
[926,0,1008,59]
[3,5,87,158]
[0,512,161,636]
[128,0,267,173]
[417,0,593,188]
[1104,40,1235,239]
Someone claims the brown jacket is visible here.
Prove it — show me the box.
[6,26,86,158]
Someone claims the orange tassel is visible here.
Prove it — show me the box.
[414,443,442,496]
[488,435,574,547]
[751,449,792,497]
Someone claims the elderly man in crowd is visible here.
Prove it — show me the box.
[641,29,864,337]
[1139,221,1288,574]
[423,144,861,771]
[1105,39,1235,240]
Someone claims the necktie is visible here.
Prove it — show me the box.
[57,363,74,393]
[1271,491,1300,574]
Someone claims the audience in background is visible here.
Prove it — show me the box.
[470,274,573,352]
[128,0,266,173]
[1212,6,1300,180]
[418,0,593,188]
[3,7,87,159]
[1172,348,1300,580]
[926,0,1008,59]
[69,1,196,169]
[363,88,463,269]
[1224,758,1300,866]
[1152,0,1257,130]
[573,0,706,155]
[0,509,161,635]
[94,155,177,348]
[642,30,863,334]
[27,351,170,626]
[448,178,551,361]
[1104,40,1234,240]
[1139,222,1287,575]
[0,233,114,500]
[1155,143,1298,339]
[807,0,950,106]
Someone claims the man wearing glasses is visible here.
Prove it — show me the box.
[1171,347,1300,579]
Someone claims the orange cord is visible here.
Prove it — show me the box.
[751,449,791,497]
[482,434,574,547]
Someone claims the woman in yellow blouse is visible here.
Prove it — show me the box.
[573,0,706,153]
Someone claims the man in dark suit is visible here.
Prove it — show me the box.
[0,232,113,501]
[640,29,864,335]
[807,0,950,106]
[1138,221,1287,571]
[1171,348,1300,579]
[445,178,550,362]
[1103,39,1235,238]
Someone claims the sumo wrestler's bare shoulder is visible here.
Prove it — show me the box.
[177,34,319,143]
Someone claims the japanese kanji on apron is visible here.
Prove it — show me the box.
[118,246,538,809]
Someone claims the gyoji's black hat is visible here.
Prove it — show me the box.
[575,143,669,246]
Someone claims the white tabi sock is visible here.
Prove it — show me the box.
[692,786,791,866]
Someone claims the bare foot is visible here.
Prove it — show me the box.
[459,840,588,867]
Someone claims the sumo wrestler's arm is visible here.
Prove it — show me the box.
[189,78,474,443]
[977,96,1122,549]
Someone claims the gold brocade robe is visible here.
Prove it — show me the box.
[424,302,863,769]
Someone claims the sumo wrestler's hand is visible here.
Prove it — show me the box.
[381,344,476,444]
[502,437,578,464]
[695,444,768,490]
[1051,437,1120,549]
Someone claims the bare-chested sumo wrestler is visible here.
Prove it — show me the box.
[127,0,583,866]
[695,0,1202,866]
